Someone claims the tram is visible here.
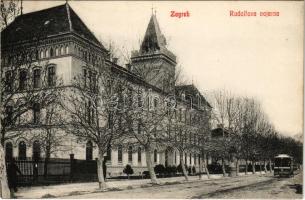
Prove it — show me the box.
[274,154,295,177]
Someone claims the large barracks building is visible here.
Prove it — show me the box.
[1,3,212,176]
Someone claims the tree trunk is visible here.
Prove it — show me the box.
[97,151,106,190]
[269,159,273,173]
[245,159,248,175]
[252,160,256,174]
[44,146,51,178]
[236,158,239,176]
[0,144,10,198]
[264,160,267,174]
[180,151,189,181]
[198,156,202,180]
[259,162,262,174]
[145,147,159,184]
[202,156,210,179]
[221,157,226,177]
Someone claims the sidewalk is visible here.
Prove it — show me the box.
[15,172,269,199]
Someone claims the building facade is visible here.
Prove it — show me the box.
[1,3,212,177]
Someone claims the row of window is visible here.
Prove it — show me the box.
[5,65,56,92]
[85,143,199,165]
[5,102,41,126]
[40,46,69,59]
[5,140,41,160]
[83,68,97,92]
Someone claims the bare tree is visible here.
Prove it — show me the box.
[121,85,170,184]
[0,39,62,198]
[61,61,131,189]
[0,0,21,29]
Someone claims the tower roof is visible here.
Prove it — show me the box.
[140,14,167,53]
[1,3,105,50]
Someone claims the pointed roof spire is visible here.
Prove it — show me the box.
[140,13,167,53]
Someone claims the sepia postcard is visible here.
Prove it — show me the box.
[0,0,303,199]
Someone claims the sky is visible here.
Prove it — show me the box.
[22,1,303,136]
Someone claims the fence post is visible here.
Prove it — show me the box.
[70,154,74,182]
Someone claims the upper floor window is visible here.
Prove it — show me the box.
[83,68,87,88]
[137,147,142,163]
[88,70,97,92]
[33,68,41,88]
[47,65,56,87]
[118,145,122,163]
[5,71,13,92]
[86,141,93,160]
[65,45,69,54]
[45,49,49,58]
[33,103,41,124]
[19,70,27,91]
[128,146,132,162]
[154,149,157,163]
[5,106,13,126]
[50,48,54,57]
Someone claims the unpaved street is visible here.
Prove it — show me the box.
[65,172,302,199]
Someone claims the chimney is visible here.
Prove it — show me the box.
[112,57,118,64]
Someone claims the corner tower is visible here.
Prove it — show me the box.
[130,13,176,93]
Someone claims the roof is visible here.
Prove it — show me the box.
[140,14,167,53]
[275,154,292,158]
[175,84,212,108]
[1,3,105,50]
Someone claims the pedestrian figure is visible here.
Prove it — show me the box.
[7,158,22,193]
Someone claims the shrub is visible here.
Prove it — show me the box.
[154,164,166,175]
[192,166,196,174]
[177,164,183,173]
[165,165,177,175]
[143,171,150,178]
[188,166,192,174]
[123,164,134,179]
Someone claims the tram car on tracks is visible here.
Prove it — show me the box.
[274,154,295,177]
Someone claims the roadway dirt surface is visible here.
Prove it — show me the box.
[63,171,303,199]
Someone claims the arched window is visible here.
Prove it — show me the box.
[55,47,59,56]
[128,146,132,162]
[19,69,27,91]
[33,140,41,160]
[60,46,64,55]
[137,147,141,163]
[189,153,192,165]
[118,145,122,163]
[19,141,26,160]
[86,141,93,160]
[40,51,44,59]
[65,45,69,54]
[33,68,41,89]
[154,149,157,163]
[5,142,13,160]
[45,49,49,58]
[5,106,13,126]
[47,65,56,87]
[50,48,54,57]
